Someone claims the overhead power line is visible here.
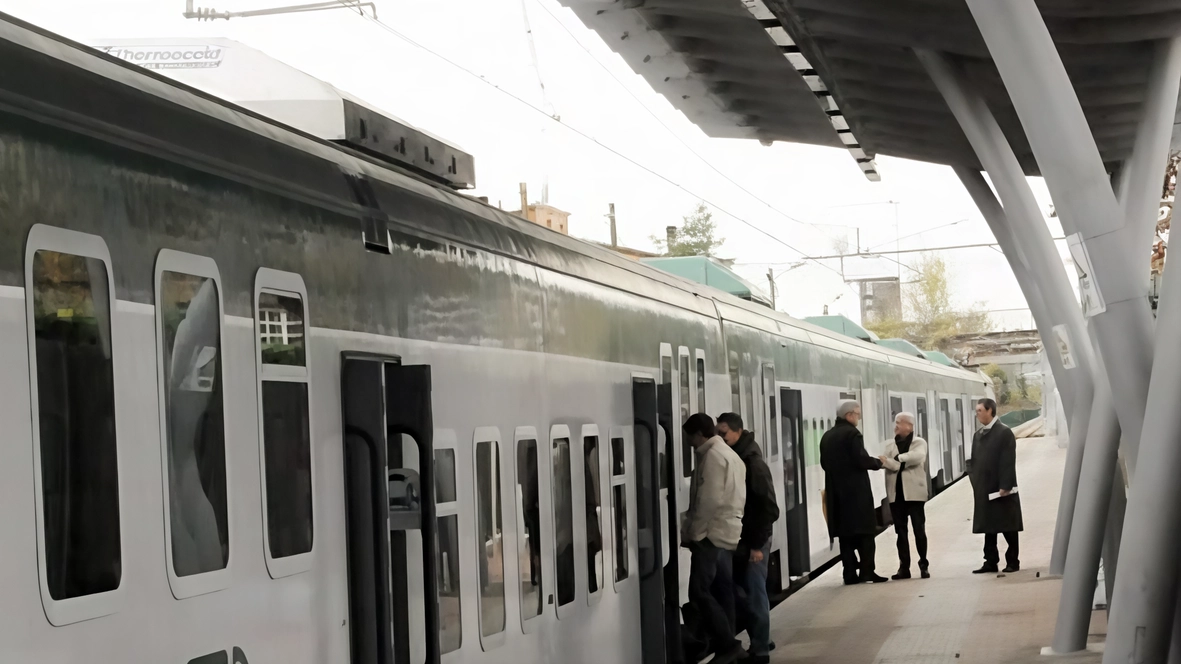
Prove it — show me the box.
[333,1,846,278]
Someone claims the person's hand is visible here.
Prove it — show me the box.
[999,488,1011,497]
[879,454,888,463]
[750,548,764,563]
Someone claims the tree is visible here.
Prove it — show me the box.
[652,202,724,256]
[864,253,992,353]
[983,363,1010,405]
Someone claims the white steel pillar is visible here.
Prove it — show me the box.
[919,48,1100,580]
[966,0,1154,473]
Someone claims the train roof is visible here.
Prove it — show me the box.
[0,12,983,386]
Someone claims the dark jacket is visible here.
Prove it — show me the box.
[820,419,883,538]
[732,431,780,550]
[968,421,1024,534]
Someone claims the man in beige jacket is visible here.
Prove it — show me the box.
[880,412,930,580]
[682,413,747,663]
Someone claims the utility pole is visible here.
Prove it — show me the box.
[767,268,776,309]
[608,203,618,248]
[518,183,529,220]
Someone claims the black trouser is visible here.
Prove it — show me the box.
[838,533,876,582]
[688,539,739,653]
[889,500,928,572]
[984,531,1020,568]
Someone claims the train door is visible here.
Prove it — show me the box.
[954,395,967,477]
[341,353,440,664]
[632,376,668,664]
[655,351,684,664]
[779,388,809,577]
[939,398,953,488]
[915,397,931,494]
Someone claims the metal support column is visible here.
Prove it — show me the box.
[966,0,1154,474]
[920,49,1099,579]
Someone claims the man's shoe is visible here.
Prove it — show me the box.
[920,569,931,579]
[891,569,912,580]
[972,565,999,574]
[843,577,862,586]
[1002,565,1020,573]
[712,642,747,664]
[863,573,890,583]
[738,655,771,664]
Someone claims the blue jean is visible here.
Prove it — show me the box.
[688,539,739,653]
[739,542,772,656]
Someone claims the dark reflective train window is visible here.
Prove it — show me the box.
[611,436,625,476]
[516,438,543,620]
[696,357,706,414]
[475,439,505,636]
[434,449,457,504]
[160,270,229,577]
[612,484,629,583]
[729,350,741,412]
[257,292,305,366]
[584,436,603,594]
[679,355,692,479]
[261,381,313,558]
[552,436,575,607]
[436,513,462,653]
[764,365,778,458]
[31,250,121,600]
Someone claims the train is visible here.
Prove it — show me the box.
[0,13,991,664]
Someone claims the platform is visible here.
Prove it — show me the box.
[766,436,1106,663]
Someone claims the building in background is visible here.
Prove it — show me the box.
[513,202,570,235]
[856,276,902,325]
[949,329,1043,413]
[596,242,660,260]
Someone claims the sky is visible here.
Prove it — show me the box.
[1,0,1079,330]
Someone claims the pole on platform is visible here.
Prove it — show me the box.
[965,0,1153,475]
[608,203,617,249]
[920,48,1098,578]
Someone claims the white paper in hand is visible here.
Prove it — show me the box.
[989,487,1018,501]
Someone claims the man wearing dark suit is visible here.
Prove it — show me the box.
[968,398,1024,574]
[821,400,888,585]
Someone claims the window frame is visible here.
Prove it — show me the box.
[24,224,127,626]
[695,349,707,415]
[472,427,507,650]
[434,429,463,654]
[550,424,577,618]
[514,426,549,634]
[253,269,315,579]
[609,426,636,594]
[153,249,233,600]
[582,424,606,606]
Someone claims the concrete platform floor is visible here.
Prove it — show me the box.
[766,436,1106,664]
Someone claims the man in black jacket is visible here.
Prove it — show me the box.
[821,400,888,585]
[969,398,1023,574]
[717,413,780,664]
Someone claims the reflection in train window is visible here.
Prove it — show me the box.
[764,365,778,458]
[257,292,305,365]
[680,354,692,478]
[260,381,312,558]
[31,249,121,600]
[160,270,229,577]
[611,437,625,476]
[584,436,603,594]
[609,436,628,584]
[660,354,672,490]
[436,513,462,653]
[696,356,706,414]
[475,440,505,637]
[516,439,543,620]
[435,449,457,504]
[553,437,575,607]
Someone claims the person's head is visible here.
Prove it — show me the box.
[894,412,915,438]
[976,398,998,425]
[716,412,744,445]
[837,400,861,427]
[682,412,716,448]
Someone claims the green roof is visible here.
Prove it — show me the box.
[876,338,926,358]
[923,350,959,367]
[804,315,879,342]
[641,256,771,306]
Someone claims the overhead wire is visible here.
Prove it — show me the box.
[333,0,848,278]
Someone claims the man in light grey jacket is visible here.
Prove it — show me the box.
[880,412,930,580]
[682,413,747,664]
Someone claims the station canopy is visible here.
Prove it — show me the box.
[556,0,1181,179]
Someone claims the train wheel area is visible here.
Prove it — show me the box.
[760,435,1104,664]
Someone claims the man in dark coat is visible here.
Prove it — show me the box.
[717,413,780,664]
[968,398,1024,574]
[820,400,888,585]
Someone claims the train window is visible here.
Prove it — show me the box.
[609,435,629,584]
[475,438,506,638]
[516,438,543,621]
[696,356,706,414]
[744,375,755,433]
[159,269,230,579]
[254,273,314,578]
[437,513,462,653]
[679,354,692,479]
[553,436,575,607]
[729,350,741,412]
[584,435,604,596]
[890,396,903,420]
[30,248,121,603]
[435,449,458,504]
[763,365,777,459]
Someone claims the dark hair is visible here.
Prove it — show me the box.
[978,398,998,416]
[683,412,716,439]
[717,412,744,431]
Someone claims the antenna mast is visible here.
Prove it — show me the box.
[184,0,377,21]
[520,0,557,204]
